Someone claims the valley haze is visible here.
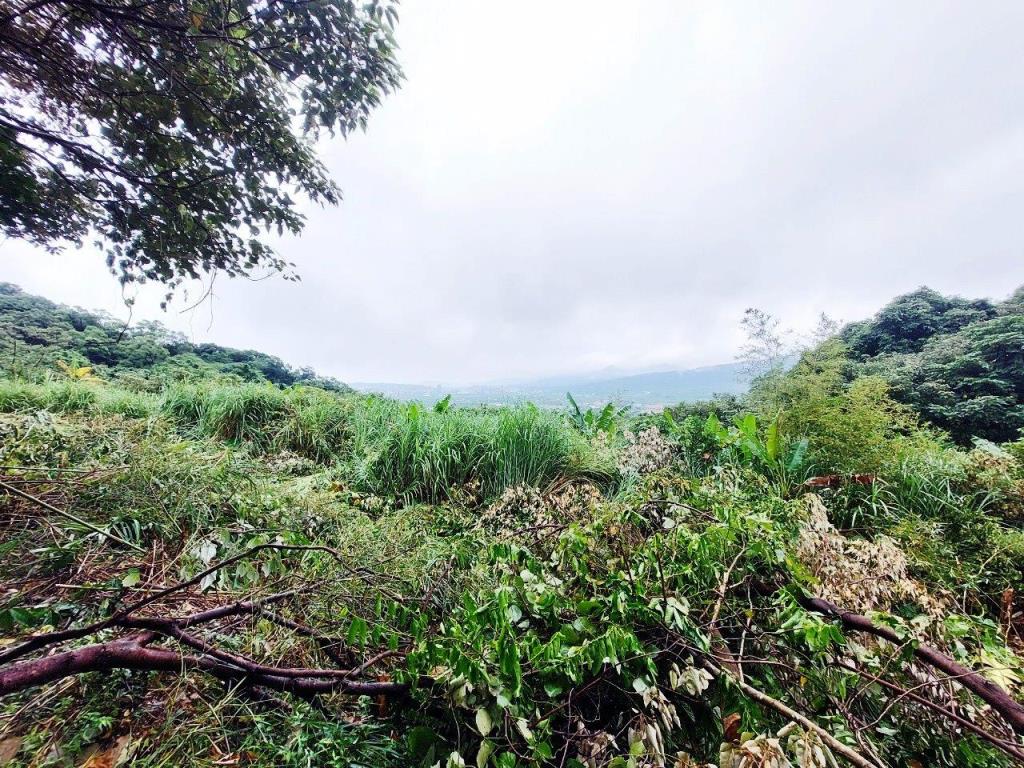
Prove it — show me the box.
[352,361,749,409]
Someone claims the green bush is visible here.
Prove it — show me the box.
[753,341,921,474]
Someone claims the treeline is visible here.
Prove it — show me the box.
[679,285,1024,448]
[0,283,348,392]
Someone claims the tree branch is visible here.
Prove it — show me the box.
[800,595,1024,736]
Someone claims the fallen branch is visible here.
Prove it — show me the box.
[0,544,357,666]
[0,545,426,704]
[704,659,882,768]
[801,595,1024,736]
[832,661,1024,763]
[0,479,145,552]
[0,635,410,698]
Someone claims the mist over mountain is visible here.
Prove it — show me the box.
[352,361,750,410]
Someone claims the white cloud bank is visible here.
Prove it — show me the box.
[5,0,1023,383]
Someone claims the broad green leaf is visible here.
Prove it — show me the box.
[475,708,493,736]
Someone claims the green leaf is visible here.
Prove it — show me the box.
[476,740,494,768]
[765,416,780,463]
[475,707,493,736]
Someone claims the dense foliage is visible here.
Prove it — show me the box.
[0,0,401,289]
[0,283,348,391]
[840,286,1024,443]
[0,286,1022,768]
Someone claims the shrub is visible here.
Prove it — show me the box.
[756,341,921,474]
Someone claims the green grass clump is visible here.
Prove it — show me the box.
[200,383,289,450]
[98,389,158,418]
[477,404,583,495]
[276,386,353,461]
[160,383,211,428]
[160,383,355,460]
[351,400,612,503]
[0,379,100,415]
[353,400,482,502]
[0,379,47,412]
[43,381,98,412]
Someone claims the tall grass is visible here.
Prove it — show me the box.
[351,400,613,502]
[477,405,582,496]
[352,401,481,502]
[0,379,101,414]
[160,382,354,460]
[160,383,211,427]
[97,389,158,418]
[1,377,616,489]
[0,379,48,412]
[277,387,353,462]
[200,384,290,450]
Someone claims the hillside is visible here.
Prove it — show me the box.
[0,285,1022,768]
[0,283,348,392]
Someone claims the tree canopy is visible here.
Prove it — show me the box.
[841,286,997,357]
[0,0,402,293]
[841,286,1024,443]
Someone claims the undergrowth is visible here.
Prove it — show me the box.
[0,371,1022,768]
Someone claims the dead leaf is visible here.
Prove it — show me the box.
[80,735,131,768]
[0,736,23,766]
[723,712,742,743]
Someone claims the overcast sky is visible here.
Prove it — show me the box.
[5,1,1023,384]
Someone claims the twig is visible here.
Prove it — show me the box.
[704,659,882,768]
[0,479,145,552]
[832,661,1024,763]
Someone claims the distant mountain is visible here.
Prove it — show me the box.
[353,362,749,410]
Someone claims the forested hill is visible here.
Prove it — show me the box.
[839,285,1024,443]
[0,283,348,391]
